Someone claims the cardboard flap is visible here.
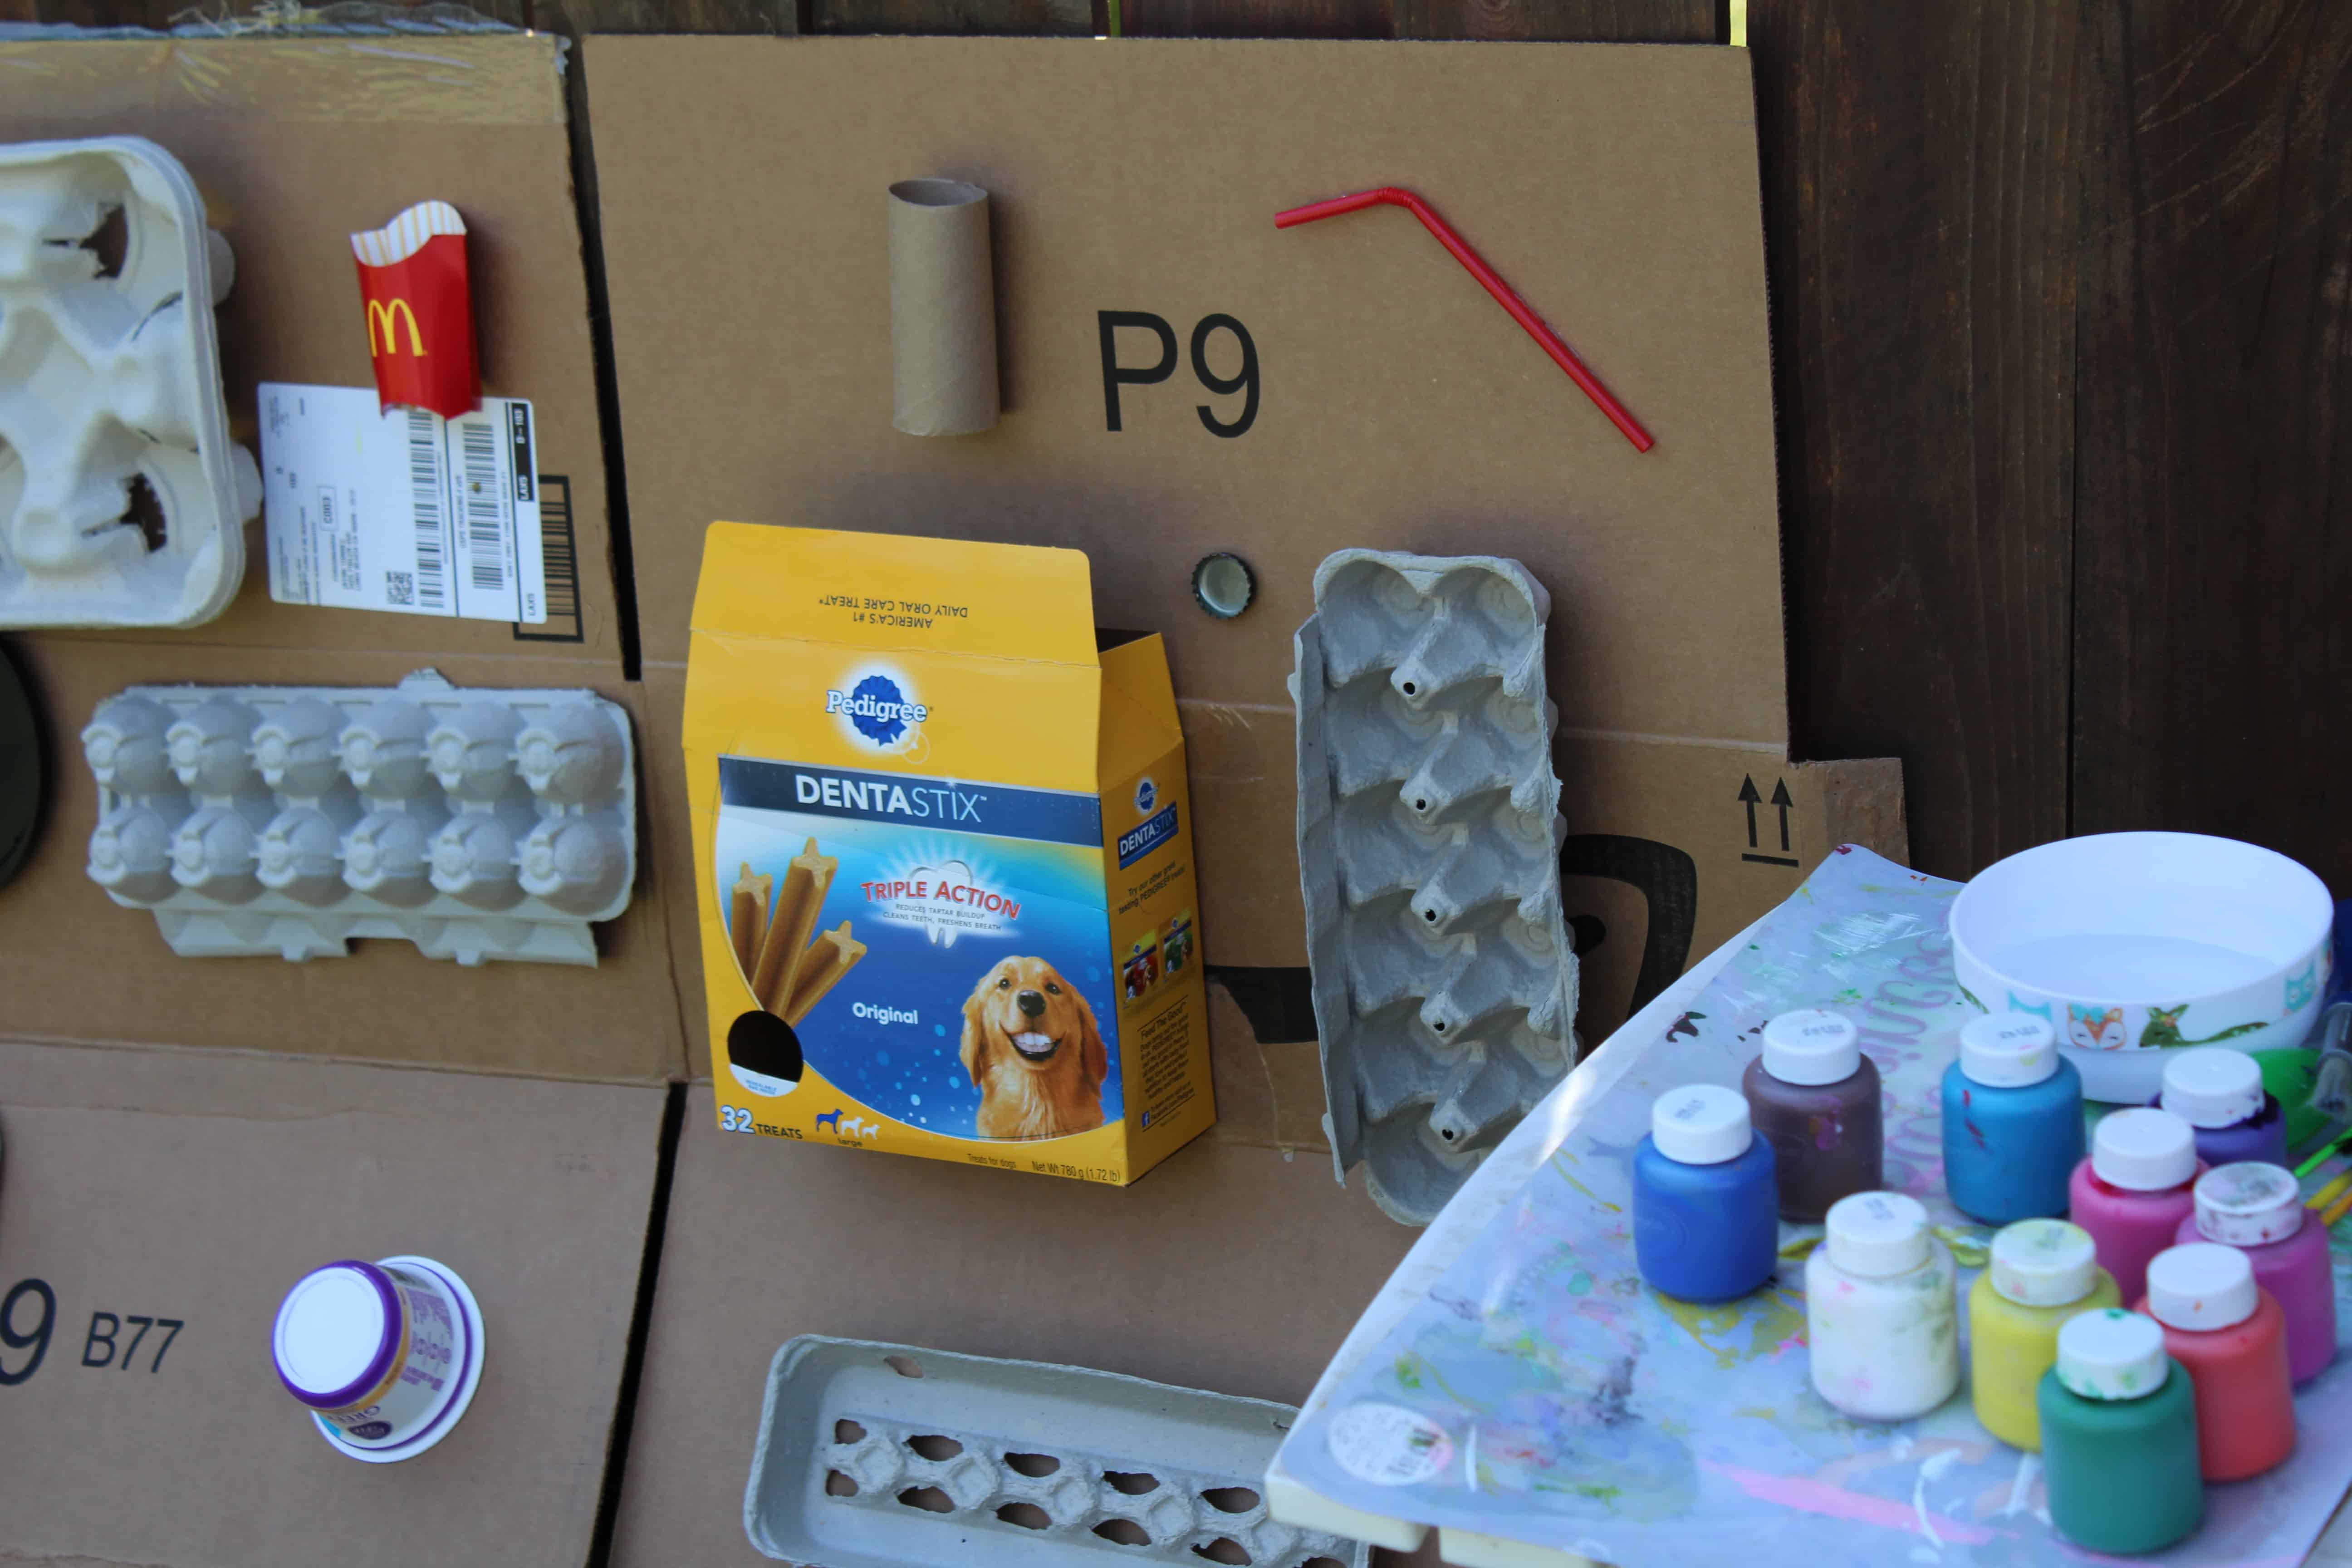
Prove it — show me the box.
[691,522,1101,666]
[1096,632,1186,786]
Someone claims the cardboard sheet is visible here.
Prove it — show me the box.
[607,1086,1425,1567]
[583,35,1906,1063]
[0,37,678,1081]
[0,1039,668,1568]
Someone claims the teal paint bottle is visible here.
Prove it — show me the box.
[2037,1309,2204,1556]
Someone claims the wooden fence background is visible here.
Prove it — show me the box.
[8,0,2348,894]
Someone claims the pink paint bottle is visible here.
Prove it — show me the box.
[2176,1161,2337,1384]
[2068,1107,2203,1304]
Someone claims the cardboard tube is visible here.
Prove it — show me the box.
[729,861,771,981]
[784,921,867,1025]
[889,178,999,437]
[752,837,837,1012]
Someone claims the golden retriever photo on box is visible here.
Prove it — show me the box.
[960,956,1107,1139]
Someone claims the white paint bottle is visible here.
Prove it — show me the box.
[1805,1190,1961,1420]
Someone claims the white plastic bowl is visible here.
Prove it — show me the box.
[1949,832,2332,1102]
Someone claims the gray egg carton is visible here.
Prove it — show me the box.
[0,137,260,628]
[1293,549,1578,1226]
[80,669,634,965]
[747,1336,1367,1568]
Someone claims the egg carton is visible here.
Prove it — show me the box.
[0,137,260,628]
[80,670,635,965]
[1293,549,1578,1226]
[747,1336,1367,1568]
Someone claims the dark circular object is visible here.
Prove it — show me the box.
[1190,553,1256,620]
[0,644,39,890]
[726,1009,803,1086]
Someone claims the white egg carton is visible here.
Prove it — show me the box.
[747,1336,1367,1568]
[81,670,635,965]
[1293,550,1578,1225]
[0,136,259,628]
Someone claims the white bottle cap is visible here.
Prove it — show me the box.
[2055,1308,2171,1401]
[1823,1190,1931,1276]
[1988,1219,2101,1307]
[1761,1009,1862,1087]
[2160,1047,2266,1128]
[1650,1084,1753,1166]
[2145,1242,2259,1331]
[2090,1107,2197,1191]
[1959,1012,2060,1088]
[2194,1162,2306,1246]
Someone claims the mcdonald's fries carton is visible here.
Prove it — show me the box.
[683,524,1216,1183]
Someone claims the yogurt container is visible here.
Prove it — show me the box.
[272,1255,483,1462]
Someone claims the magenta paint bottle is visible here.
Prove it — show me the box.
[2069,1107,2203,1305]
[2176,1161,2337,1385]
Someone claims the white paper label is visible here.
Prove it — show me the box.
[260,383,547,623]
[1325,1401,1454,1486]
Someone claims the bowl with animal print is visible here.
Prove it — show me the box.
[1950,832,2331,1103]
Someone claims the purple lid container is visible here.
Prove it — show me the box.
[273,1261,402,1411]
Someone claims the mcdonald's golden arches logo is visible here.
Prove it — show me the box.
[366,298,426,357]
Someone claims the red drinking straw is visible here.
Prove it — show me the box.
[1275,187,1654,453]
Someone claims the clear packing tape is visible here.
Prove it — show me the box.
[1271,846,2352,1568]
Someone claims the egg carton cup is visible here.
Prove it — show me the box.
[0,137,260,627]
[747,1335,1368,1568]
[81,669,635,965]
[1294,549,1578,1226]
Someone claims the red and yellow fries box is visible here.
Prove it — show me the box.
[682,523,1216,1183]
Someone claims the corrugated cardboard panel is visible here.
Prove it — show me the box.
[0,36,623,667]
[0,1040,668,1568]
[609,1085,1417,1567]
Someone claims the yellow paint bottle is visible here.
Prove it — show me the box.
[1969,1219,2121,1449]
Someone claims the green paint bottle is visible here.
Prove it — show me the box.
[2037,1309,2204,1555]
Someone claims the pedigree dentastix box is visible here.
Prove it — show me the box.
[683,524,1215,1183]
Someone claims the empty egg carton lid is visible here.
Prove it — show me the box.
[0,137,260,627]
[747,1335,1369,1568]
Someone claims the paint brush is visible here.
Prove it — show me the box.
[2320,1186,2352,1230]
[2294,1134,2352,1180]
[2308,1168,2352,1212]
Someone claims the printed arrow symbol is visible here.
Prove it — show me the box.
[1738,774,1761,848]
[1770,778,1793,852]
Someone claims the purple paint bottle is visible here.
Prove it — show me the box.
[2175,1161,2337,1385]
[2152,1047,2288,1168]
[1742,1009,1882,1223]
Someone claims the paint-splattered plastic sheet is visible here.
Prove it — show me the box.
[1276,847,2352,1567]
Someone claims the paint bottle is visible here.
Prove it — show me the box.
[2175,1162,2337,1384]
[1633,1084,1779,1303]
[2135,1242,2295,1481]
[1805,1191,1959,1420]
[2068,1107,2203,1304]
[1743,1009,1882,1223]
[1940,1012,2084,1223]
[1966,1219,2121,1450]
[2038,1309,2202,1556]
[2153,1046,2289,1168]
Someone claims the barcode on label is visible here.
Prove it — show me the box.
[461,420,505,594]
[406,409,446,610]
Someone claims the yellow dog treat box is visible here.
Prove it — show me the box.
[684,524,1215,1183]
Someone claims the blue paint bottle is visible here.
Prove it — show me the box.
[1942,1012,2085,1223]
[1634,1083,1779,1302]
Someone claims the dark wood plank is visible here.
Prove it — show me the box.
[536,0,793,33]
[1394,0,1714,42]
[1751,0,2081,880]
[2072,0,2352,886]
[1124,0,1390,37]
[812,0,1090,33]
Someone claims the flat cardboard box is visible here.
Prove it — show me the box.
[0,37,681,1082]
[583,36,1906,1063]
[0,35,623,666]
[0,1039,669,1568]
[608,1085,1426,1568]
